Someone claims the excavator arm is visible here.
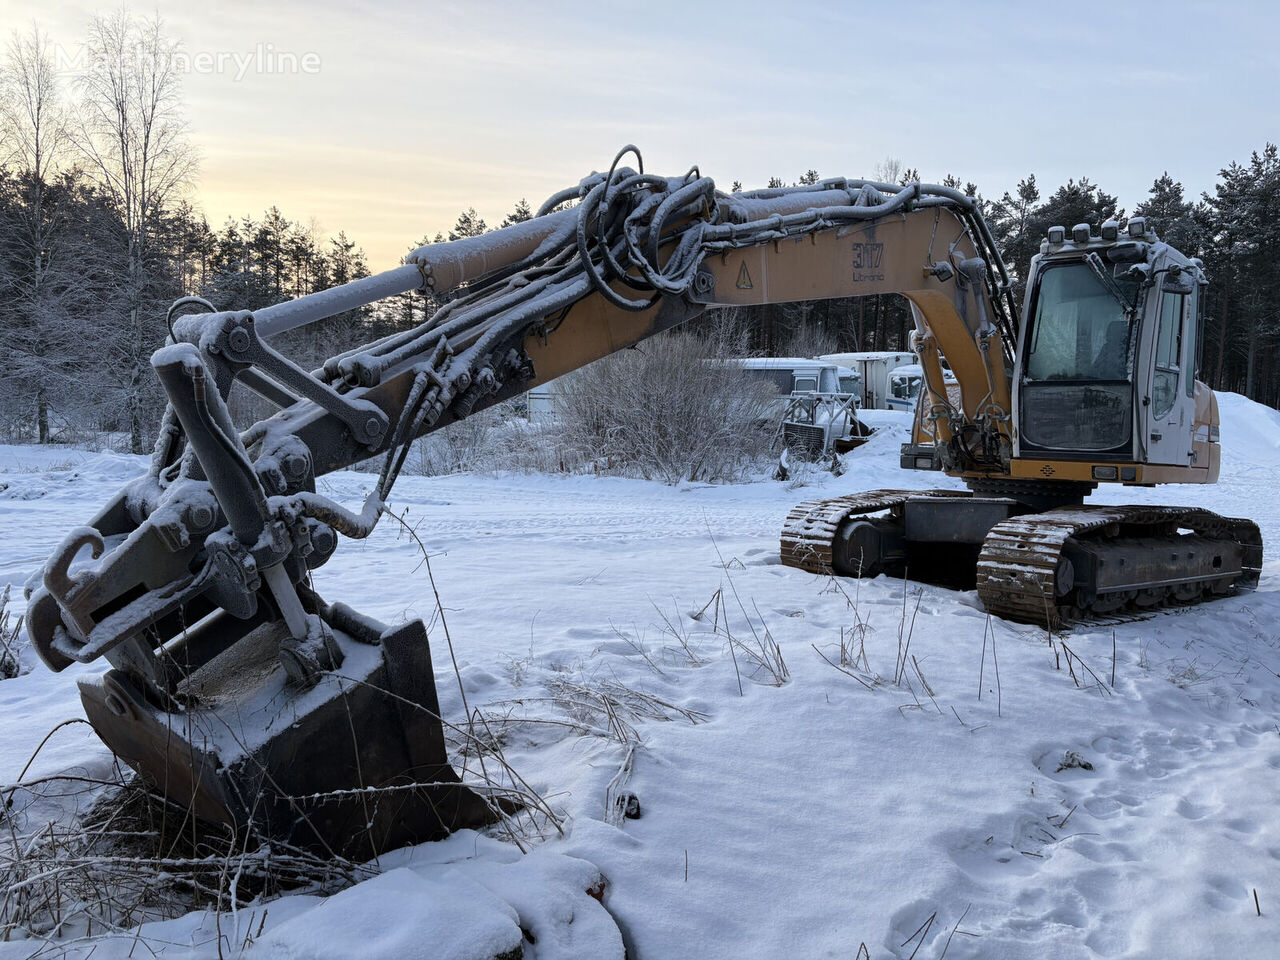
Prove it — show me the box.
[30,153,1017,681]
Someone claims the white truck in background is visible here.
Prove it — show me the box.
[885,362,961,412]
[819,351,915,410]
[732,357,860,404]
[731,358,866,457]
[886,363,926,411]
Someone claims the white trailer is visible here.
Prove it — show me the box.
[819,351,916,410]
[526,377,563,424]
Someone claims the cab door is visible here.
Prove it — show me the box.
[1143,284,1197,465]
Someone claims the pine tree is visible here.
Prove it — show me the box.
[1134,172,1202,254]
[253,207,291,299]
[990,175,1041,294]
[500,199,532,228]
[1206,145,1280,399]
[1033,178,1121,237]
[448,208,487,240]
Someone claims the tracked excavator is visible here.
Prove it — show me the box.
[26,148,1262,856]
[780,213,1263,624]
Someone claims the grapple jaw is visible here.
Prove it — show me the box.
[27,337,497,858]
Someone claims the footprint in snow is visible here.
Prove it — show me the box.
[1225,817,1261,835]
[564,626,611,641]
[1083,795,1124,820]
[885,899,952,959]
[1204,874,1249,912]
[1175,796,1214,821]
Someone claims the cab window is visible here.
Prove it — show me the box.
[793,376,818,392]
[1186,285,1200,398]
[1153,291,1184,418]
[1024,262,1139,382]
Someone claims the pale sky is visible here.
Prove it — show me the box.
[6,0,1278,270]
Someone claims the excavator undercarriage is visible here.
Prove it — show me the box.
[781,485,1262,628]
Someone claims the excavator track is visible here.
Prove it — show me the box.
[782,494,1263,629]
[976,505,1263,629]
[780,488,961,574]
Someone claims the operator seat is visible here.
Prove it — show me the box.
[1093,320,1129,379]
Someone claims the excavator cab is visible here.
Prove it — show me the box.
[786,214,1258,625]
[1010,218,1213,483]
[1016,248,1143,459]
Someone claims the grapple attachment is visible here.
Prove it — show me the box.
[27,338,496,858]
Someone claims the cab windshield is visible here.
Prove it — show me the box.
[891,375,921,400]
[1024,262,1141,382]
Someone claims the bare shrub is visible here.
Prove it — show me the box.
[411,404,506,476]
[409,401,564,476]
[0,775,370,942]
[0,585,24,679]
[552,326,779,483]
[783,316,841,359]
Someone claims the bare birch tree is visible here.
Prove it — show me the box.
[0,24,81,441]
[75,10,196,451]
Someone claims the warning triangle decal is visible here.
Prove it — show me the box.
[735,261,753,289]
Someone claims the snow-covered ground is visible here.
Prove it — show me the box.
[1,396,1277,959]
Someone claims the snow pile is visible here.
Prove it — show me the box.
[1218,391,1280,479]
[253,837,619,960]
[256,867,523,960]
[0,397,1276,959]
